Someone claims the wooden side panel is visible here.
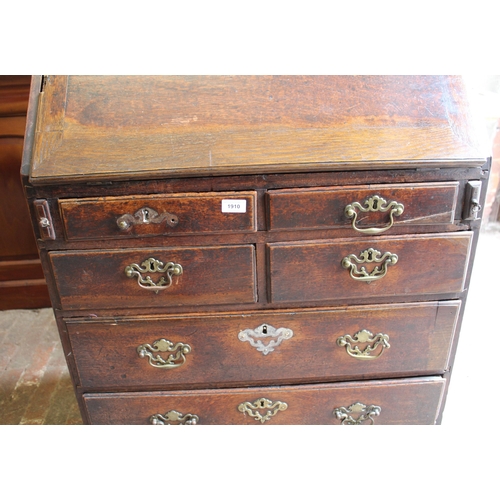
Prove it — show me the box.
[83,376,446,425]
[0,137,40,258]
[269,233,472,303]
[0,280,51,311]
[0,76,51,309]
[67,301,460,390]
[50,245,257,310]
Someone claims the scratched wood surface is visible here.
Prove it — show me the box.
[65,301,459,391]
[83,376,446,425]
[49,244,257,310]
[269,232,473,304]
[267,181,460,231]
[28,76,485,184]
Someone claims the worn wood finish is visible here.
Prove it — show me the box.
[83,376,446,425]
[269,232,472,303]
[29,76,484,184]
[59,191,257,241]
[268,182,459,231]
[66,301,459,390]
[25,166,486,202]
[50,245,257,310]
[21,76,488,424]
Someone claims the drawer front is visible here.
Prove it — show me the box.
[67,301,459,390]
[83,376,446,424]
[59,191,257,240]
[269,232,472,304]
[268,182,459,232]
[50,244,257,310]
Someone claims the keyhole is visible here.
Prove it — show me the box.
[143,209,150,222]
[262,325,268,334]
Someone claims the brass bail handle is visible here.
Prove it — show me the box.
[342,248,398,284]
[125,257,183,293]
[337,329,390,359]
[345,195,404,235]
[137,338,191,368]
[333,402,381,425]
[150,410,199,425]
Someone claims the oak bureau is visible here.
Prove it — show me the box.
[21,76,488,425]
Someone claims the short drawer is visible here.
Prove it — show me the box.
[50,244,257,310]
[59,191,257,240]
[67,301,460,390]
[83,376,446,424]
[269,232,472,304]
[268,182,459,233]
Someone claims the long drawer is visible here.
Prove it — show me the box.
[269,232,472,303]
[67,301,460,390]
[83,376,446,424]
[268,182,459,232]
[59,191,257,240]
[50,244,257,310]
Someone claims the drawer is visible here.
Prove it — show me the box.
[269,232,472,304]
[66,301,460,390]
[82,376,446,424]
[50,244,257,310]
[268,182,459,233]
[59,191,257,240]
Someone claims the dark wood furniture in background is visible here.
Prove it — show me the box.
[0,76,50,310]
[22,76,489,424]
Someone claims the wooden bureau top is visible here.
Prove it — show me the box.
[24,75,486,185]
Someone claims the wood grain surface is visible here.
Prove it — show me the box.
[83,376,446,425]
[59,190,257,240]
[50,244,257,310]
[268,182,459,231]
[269,232,472,303]
[29,76,485,184]
[66,301,459,390]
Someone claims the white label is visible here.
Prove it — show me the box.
[221,199,247,213]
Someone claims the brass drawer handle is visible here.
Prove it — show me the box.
[337,329,390,359]
[137,339,191,368]
[238,323,294,355]
[333,402,381,425]
[342,248,398,284]
[150,410,199,425]
[125,257,183,293]
[117,207,179,231]
[345,195,404,235]
[238,397,288,424]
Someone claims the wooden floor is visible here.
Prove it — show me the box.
[0,308,82,424]
[1,227,499,425]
